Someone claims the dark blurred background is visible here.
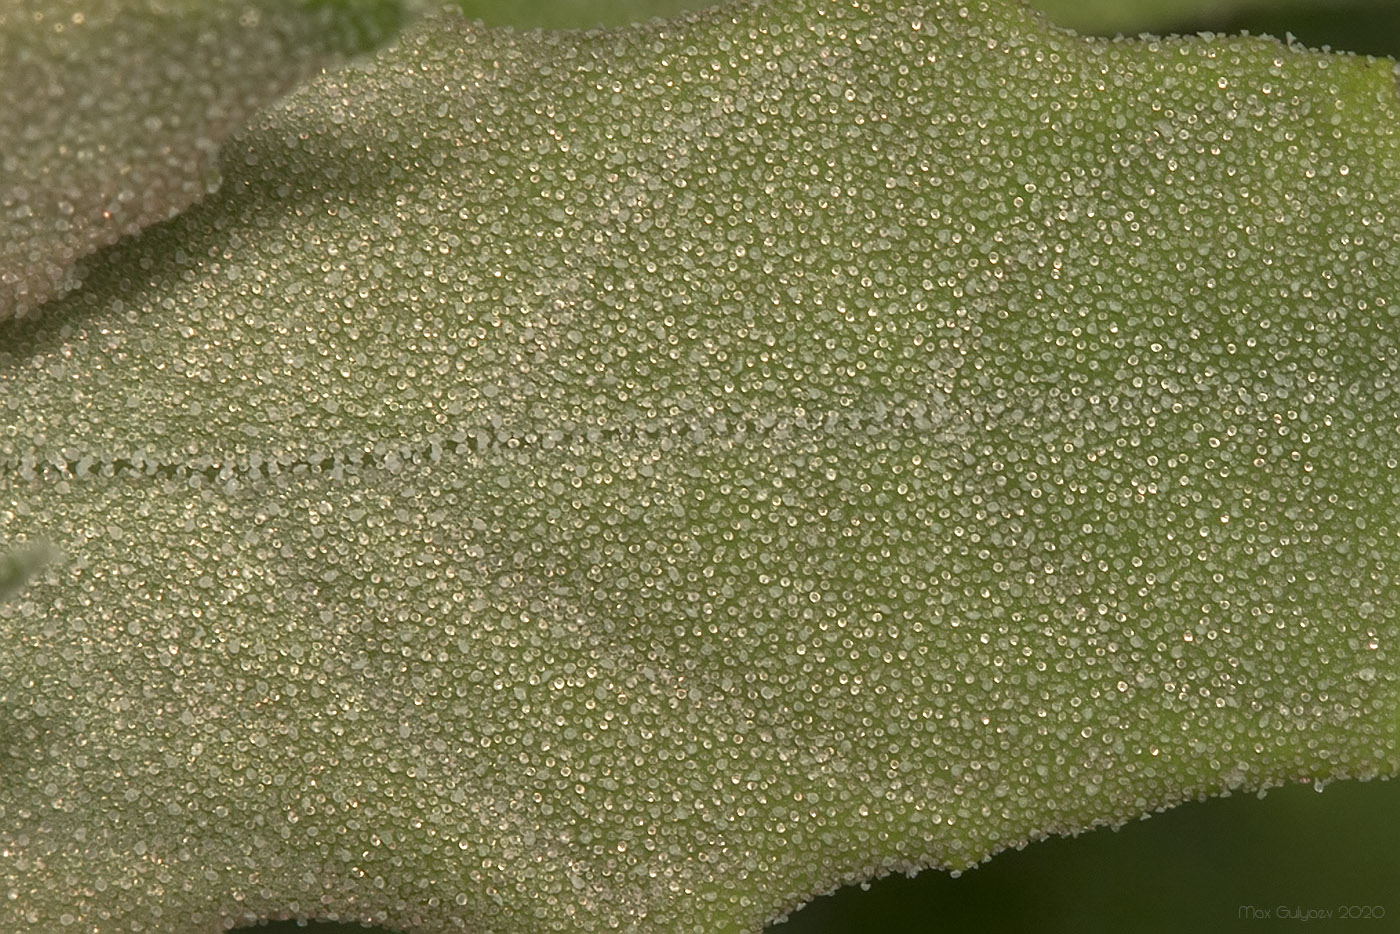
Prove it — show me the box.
[236,2,1400,933]
[237,776,1400,934]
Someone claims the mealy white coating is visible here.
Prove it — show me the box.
[0,1,1398,931]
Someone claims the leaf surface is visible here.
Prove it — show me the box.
[0,0,408,320]
[1,1,1398,931]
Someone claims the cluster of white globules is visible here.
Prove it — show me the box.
[1,1,1398,931]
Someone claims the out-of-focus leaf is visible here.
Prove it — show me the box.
[452,0,716,29]
[1026,0,1350,36]
[1024,0,1394,42]
[1193,1,1400,59]
[1,0,1398,931]
[0,0,409,320]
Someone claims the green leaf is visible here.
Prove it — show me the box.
[2,0,1398,931]
[0,0,409,320]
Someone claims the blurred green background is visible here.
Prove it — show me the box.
[234,1,1400,933]
[237,777,1400,934]
[444,0,1400,57]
